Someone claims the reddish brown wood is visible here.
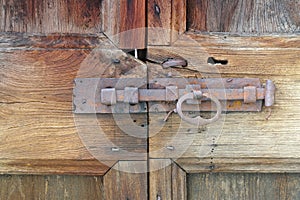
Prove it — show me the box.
[103,0,146,49]
[148,0,187,45]
[0,0,102,33]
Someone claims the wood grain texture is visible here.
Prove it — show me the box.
[187,0,300,33]
[150,159,187,200]
[0,33,147,175]
[102,0,146,49]
[148,0,172,45]
[103,161,147,200]
[148,0,186,45]
[0,174,104,200]
[0,0,102,34]
[187,173,300,200]
[148,33,300,173]
[171,0,187,42]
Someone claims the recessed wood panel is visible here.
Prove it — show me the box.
[188,173,300,200]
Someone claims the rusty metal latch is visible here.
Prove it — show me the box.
[73,78,275,125]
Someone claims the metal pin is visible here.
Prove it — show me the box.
[154,4,160,15]
[134,49,138,59]
[166,146,174,150]
[226,78,233,83]
[163,109,176,122]
[111,147,120,152]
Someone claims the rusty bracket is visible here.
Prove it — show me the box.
[73,78,275,116]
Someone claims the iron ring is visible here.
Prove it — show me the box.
[176,92,222,126]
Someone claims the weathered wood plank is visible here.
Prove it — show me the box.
[172,162,187,200]
[148,0,187,45]
[171,0,187,42]
[187,0,300,33]
[0,0,102,34]
[0,32,111,49]
[102,0,146,49]
[150,159,172,200]
[148,0,172,45]
[150,159,187,200]
[148,33,300,173]
[187,173,300,200]
[103,161,147,200]
[0,174,104,200]
[0,33,147,175]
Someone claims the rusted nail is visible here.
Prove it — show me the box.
[162,58,188,69]
[166,146,174,150]
[154,4,160,15]
[111,147,119,152]
[226,78,233,82]
[163,109,175,122]
[112,58,120,64]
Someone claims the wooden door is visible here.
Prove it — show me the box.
[1,0,300,199]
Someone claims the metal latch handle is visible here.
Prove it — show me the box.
[176,91,222,126]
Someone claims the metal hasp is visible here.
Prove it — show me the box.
[73,78,275,125]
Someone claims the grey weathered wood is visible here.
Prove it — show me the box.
[0,175,104,200]
[187,173,300,200]
[150,159,187,200]
[103,161,147,200]
[187,0,300,33]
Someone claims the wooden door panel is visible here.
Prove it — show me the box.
[0,33,147,175]
[188,173,300,200]
[148,33,300,173]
